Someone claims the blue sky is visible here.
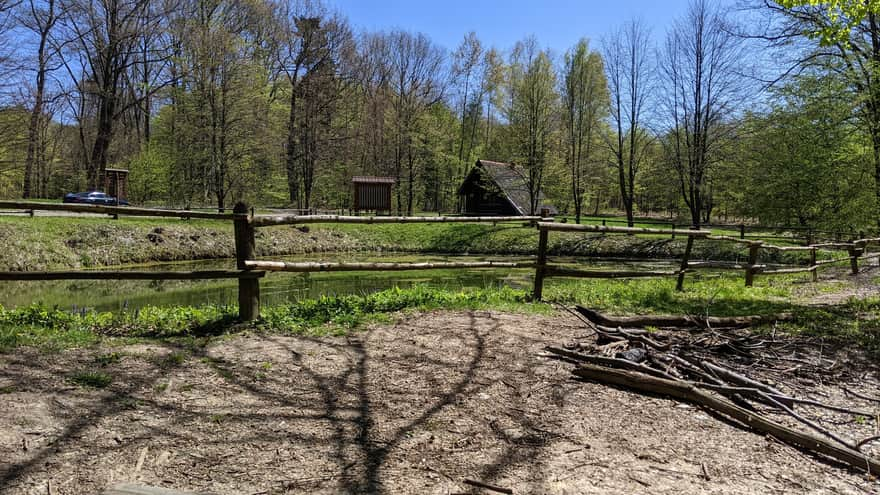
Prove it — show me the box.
[328,0,696,54]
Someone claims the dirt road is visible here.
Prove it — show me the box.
[0,311,876,494]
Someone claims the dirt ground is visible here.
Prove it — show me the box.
[1,310,878,494]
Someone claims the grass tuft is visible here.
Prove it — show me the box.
[69,370,113,389]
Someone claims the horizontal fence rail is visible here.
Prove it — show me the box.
[244,260,536,272]
[252,214,552,227]
[543,267,681,279]
[536,221,711,237]
[0,201,235,220]
[0,270,265,281]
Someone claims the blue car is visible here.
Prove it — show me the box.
[63,191,129,206]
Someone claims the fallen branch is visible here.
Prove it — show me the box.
[858,436,880,450]
[575,306,794,329]
[571,364,880,474]
[543,347,678,380]
[463,478,513,494]
[700,360,793,408]
[843,387,880,404]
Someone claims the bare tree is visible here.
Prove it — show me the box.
[59,0,175,189]
[386,29,445,215]
[661,0,745,228]
[17,0,59,197]
[603,19,654,227]
[0,1,19,78]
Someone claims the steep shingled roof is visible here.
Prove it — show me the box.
[459,160,554,215]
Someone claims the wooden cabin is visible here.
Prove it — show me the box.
[457,160,555,216]
[352,176,395,212]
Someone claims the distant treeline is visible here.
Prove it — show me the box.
[0,0,876,230]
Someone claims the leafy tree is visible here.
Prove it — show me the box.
[740,74,875,230]
[561,38,608,224]
[775,1,880,45]
[761,1,880,225]
[505,36,557,215]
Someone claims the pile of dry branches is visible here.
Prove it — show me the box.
[545,305,880,475]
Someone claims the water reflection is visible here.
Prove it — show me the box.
[0,252,676,311]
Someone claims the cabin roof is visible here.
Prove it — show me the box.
[352,176,396,184]
[459,159,551,215]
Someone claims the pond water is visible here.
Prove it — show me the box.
[0,252,678,311]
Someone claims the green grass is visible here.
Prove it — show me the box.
[0,272,864,350]
[1,275,877,355]
[68,370,113,388]
[0,285,539,351]
[543,272,797,316]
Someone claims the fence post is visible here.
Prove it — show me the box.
[671,223,676,239]
[739,224,745,240]
[850,243,863,275]
[533,225,549,301]
[676,233,694,291]
[745,242,761,287]
[809,247,818,282]
[233,202,260,321]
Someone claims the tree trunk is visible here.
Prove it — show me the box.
[286,83,299,206]
[23,0,53,199]
[89,105,114,190]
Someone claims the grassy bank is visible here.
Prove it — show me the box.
[3,272,874,355]
[0,215,815,271]
[0,285,536,351]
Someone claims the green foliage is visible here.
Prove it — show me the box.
[0,286,533,349]
[776,1,880,46]
[737,75,875,230]
[123,146,171,205]
[777,295,880,355]
[94,352,122,366]
[544,273,795,317]
[262,285,531,332]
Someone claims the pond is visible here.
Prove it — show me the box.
[0,252,679,311]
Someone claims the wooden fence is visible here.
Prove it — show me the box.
[234,204,551,319]
[532,221,879,299]
[532,223,712,300]
[0,201,876,320]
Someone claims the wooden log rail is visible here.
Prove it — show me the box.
[0,200,235,220]
[536,221,711,237]
[244,260,536,272]
[544,267,680,279]
[531,223,707,299]
[252,214,552,227]
[0,270,265,281]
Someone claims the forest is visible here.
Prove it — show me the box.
[0,0,877,230]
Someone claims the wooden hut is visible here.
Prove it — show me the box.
[457,160,555,216]
[101,168,129,201]
[352,176,395,212]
